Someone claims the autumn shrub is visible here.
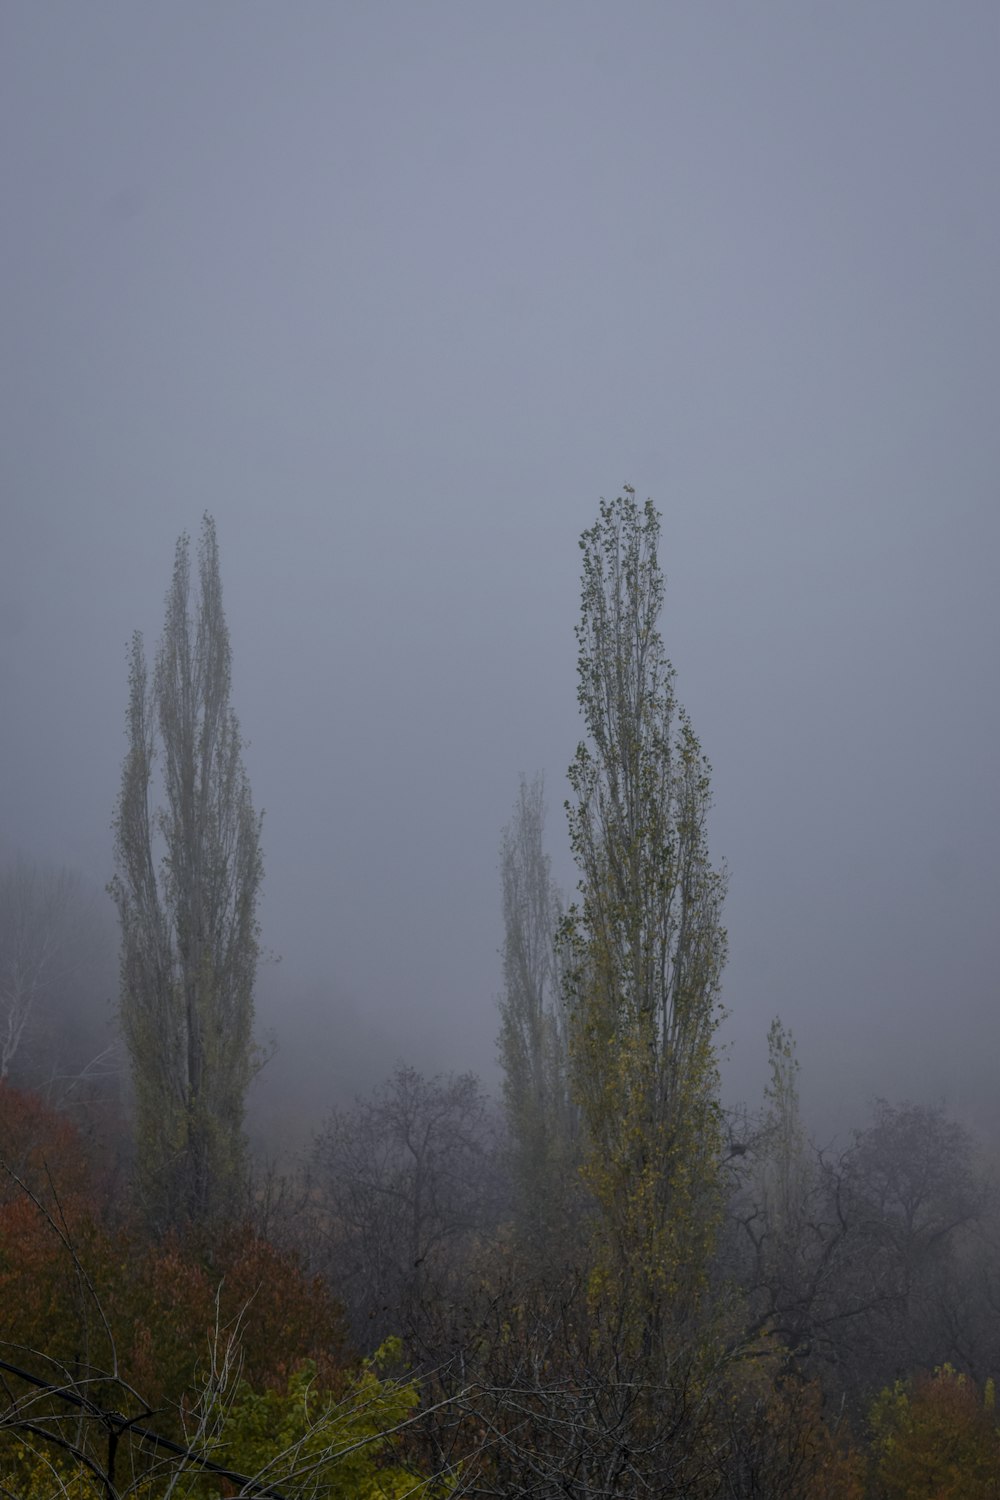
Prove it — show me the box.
[714,1349,864,1500]
[0,1086,359,1492]
[0,1080,90,1208]
[870,1364,1000,1499]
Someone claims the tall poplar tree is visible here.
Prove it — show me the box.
[564,489,727,1338]
[497,774,577,1246]
[111,516,262,1228]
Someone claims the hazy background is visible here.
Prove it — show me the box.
[2,3,997,1150]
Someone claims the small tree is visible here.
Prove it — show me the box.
[314,1066,499,1353]
[110,516,262,1228]
[496,774,577,1248]
[563,489,727,1342]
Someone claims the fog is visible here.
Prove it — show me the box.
[2,4,997,1150]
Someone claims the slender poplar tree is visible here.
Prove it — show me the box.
[111,516,262,1228]
[563,488,727,1337]
[497,774,577,1246]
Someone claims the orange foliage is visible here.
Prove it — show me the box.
[209,1227,349,1389]
[117,1227,349,1411]
[0,1080,90,1210]
[0,1084,106,1370]
[0,1086,349,1430]
[725,1366,864,1499]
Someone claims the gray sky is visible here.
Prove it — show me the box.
[2,3,998,1141]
